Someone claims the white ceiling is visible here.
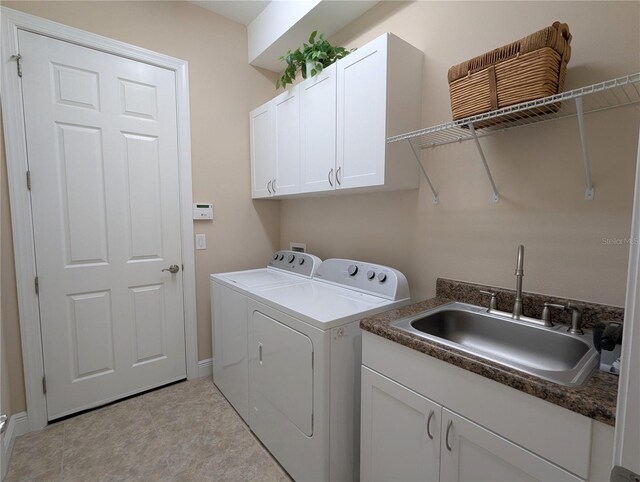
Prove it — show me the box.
[190,1,271,26]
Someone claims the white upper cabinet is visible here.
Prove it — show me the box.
[250,32,423,199]
[300,63,337,193]
[336,35,387,189]
[250,102,274,198]
[273,86,301,196]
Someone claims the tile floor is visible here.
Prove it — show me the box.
[5,377,291,481]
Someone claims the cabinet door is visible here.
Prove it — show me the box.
[361,367,441,482]
[250,101,274,198]
[273,87,300,196]
[300,63,337,193]
[336,34,387,190]
[440,409,583,482]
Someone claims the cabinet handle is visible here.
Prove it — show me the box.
[328,169,334,187]
[426,410,434,440]
[272,178,276,194]
[336,166,342,185]
[267,181,272,194]
[258,342,263,365]
[445,419,453,451]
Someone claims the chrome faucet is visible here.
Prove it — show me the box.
[566,302,584,335]
[513,245,524,319]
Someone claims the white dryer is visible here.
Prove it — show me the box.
[247,259,410,482]
[210,250,321,422]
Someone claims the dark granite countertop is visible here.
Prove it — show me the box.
[361,291,620,427]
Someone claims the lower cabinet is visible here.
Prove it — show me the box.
[361,367,583,482]
[361,367,441,482]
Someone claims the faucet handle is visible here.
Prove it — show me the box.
[541,302,565,327]
[479,290,497,310]
[565,302,585,335]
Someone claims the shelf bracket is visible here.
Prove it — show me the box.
[574,96,595,200]
[468,123,500,203]
[408,140,439,204]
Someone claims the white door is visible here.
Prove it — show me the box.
[250,101,274,198]
[361,367,441,482]
[336,34,387,189]
[273,87,300,196]
[300,63,337,193]
[211,282,249,422]
[19,30,186,420]
[440,409,582,482]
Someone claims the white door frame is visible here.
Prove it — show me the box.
[614,128,640,474]
[0,7,199,431]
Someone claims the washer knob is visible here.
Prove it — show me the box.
[367,270,376,280]
[273,254,279,260]
[378,272,387,283]
[348,265,358,276]
[298,258,305,265]
[278,254,284,261]
[287,254,295,263]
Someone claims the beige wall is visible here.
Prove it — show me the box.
[0,0,282,412]
[1,109,26,417]
[281,1,640,307]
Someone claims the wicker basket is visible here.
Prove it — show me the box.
[448,22,572,126]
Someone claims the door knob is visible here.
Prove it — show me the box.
[162,265,180,274]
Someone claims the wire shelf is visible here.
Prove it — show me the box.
[388,72,640,149]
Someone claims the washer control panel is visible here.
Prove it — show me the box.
[314,259,410,300]
[267,250,321,278]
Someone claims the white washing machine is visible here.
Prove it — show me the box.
[247,259,410,482]
[210,250,321,422]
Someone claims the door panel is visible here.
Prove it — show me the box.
[251,311,313,436]
[336,35,387,189]
[361,367,441,482]
[440,409,582,482]
[273,87,300,195]
[19,30,186,419]
[250,102,274,198]
[300,64,337,193]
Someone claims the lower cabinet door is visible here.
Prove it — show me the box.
[440,408,583,482]
[361,366,441,482]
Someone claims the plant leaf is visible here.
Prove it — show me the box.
[309,30,317,44]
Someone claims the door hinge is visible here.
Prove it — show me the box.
[10,54,22,77]
[35,276,39,295]
[182,264,184,272]
[42,376,47,394]
[26,170,31,190]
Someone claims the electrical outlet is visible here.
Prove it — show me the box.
[195,234,206,250]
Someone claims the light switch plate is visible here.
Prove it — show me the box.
[195,234,206,250]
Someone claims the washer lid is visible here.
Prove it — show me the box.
[211,268,307,293]
[252,281,407,329]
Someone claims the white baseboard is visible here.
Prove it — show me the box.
[1,412,28,479]
[197,358,213,378]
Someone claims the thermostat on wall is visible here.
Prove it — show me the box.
[193,203,213,220]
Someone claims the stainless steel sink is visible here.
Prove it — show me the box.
[391,302,599,386]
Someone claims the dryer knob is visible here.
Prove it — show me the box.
[278,254,284,261]
[287,254,295,263]
[348,265,358,276]
[298,258,305,265]
[378,273,387,283]
[367,270,376,280]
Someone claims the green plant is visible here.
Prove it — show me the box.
[276,31,353,89]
